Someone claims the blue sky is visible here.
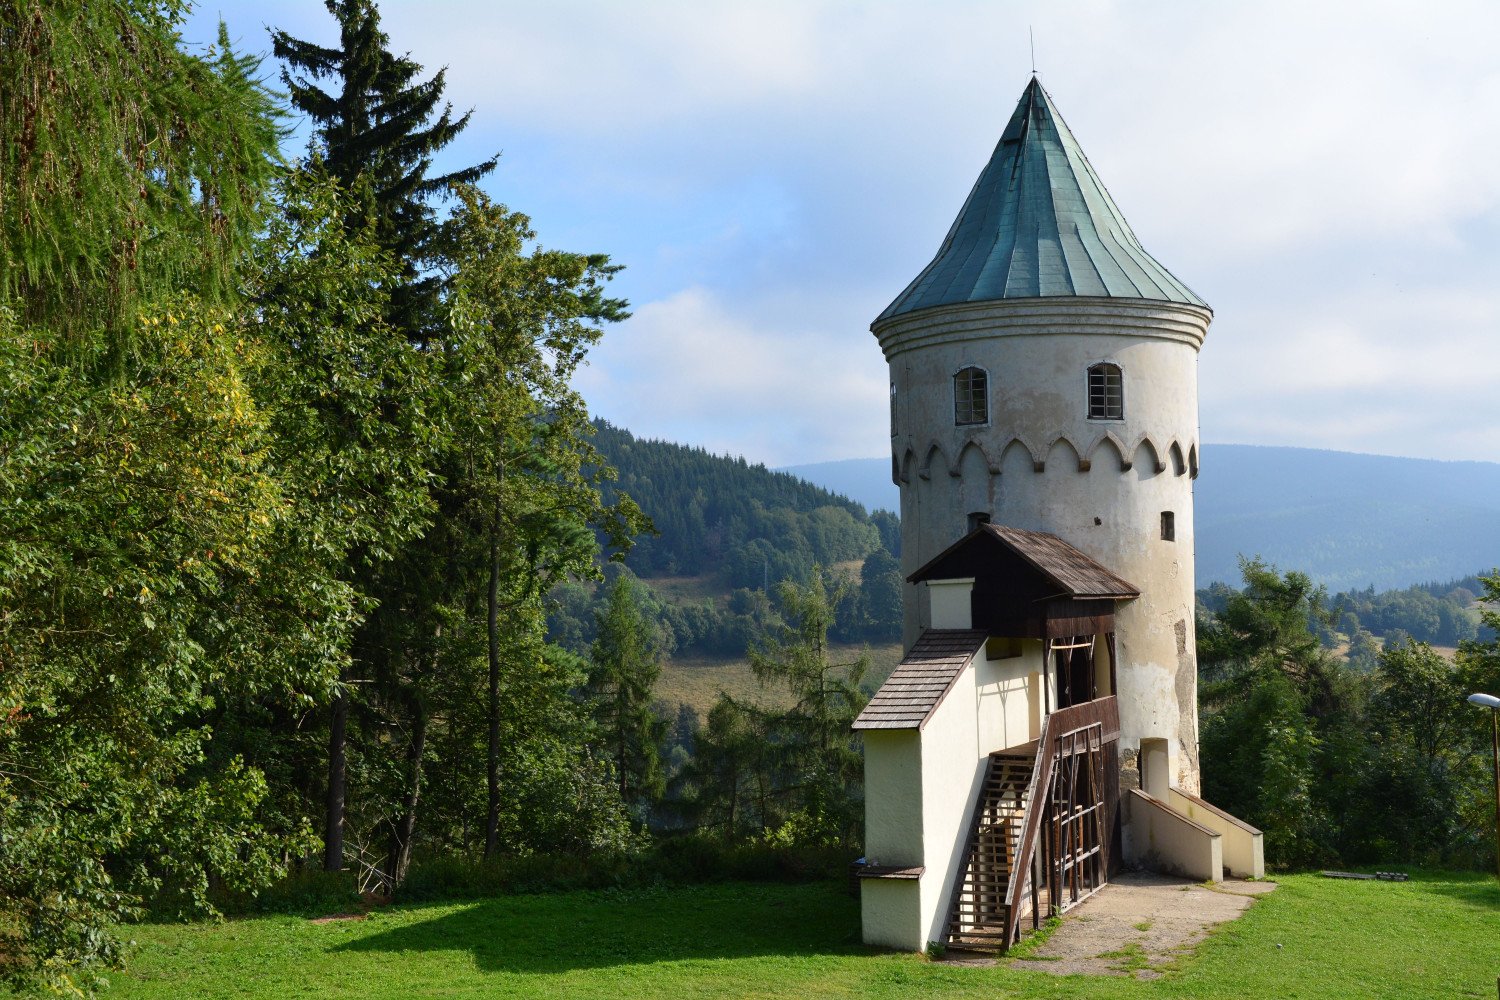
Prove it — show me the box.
[186,1,1500,467]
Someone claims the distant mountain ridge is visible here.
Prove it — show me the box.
[779,446,1500,591]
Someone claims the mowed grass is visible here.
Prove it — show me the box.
[656,642,904,717]
[105,872,1500,999]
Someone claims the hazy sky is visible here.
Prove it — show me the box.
[187,1,1500,467]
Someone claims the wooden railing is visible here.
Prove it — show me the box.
[1001,696,1120,948]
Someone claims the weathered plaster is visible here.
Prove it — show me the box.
[879,297,1208,793]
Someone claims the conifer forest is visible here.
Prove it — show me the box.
[0,3,1497,995]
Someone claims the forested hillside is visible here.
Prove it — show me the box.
[549,423,905,660]
[591,421,899,584]
[783,446,1500,591]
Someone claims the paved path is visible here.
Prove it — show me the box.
[951,872,1277,979]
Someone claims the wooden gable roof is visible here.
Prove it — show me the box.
[908,523,1139,600]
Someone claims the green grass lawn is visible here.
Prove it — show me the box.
[104,873,1499,999]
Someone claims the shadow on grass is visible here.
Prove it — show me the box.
[333,882,868,974]
[1406,871,1500,912]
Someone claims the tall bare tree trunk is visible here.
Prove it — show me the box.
[386,701,427,889]
[323,674,348,871]
[484,507,503,859]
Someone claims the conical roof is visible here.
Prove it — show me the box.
[877,79,1206,323]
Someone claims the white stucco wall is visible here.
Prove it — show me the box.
[861,729,924,950]
[975,638,1040,749]
[915,659,986,948]
[880,297,1209,793]
[1167,788,1264,878]
[863,730,923,867]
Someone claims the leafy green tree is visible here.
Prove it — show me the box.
[438,186,643,861]
[749,569,869,844]
[860,547,904,642]
[270,2,646,885]
[1199,560,1356,867]
[271,0,500,874]
[1457,571,1500,870]
[587,578,668,810]
[0,5,320,991]
[1346,639,1473,864]
[1345,627,1382,673]
[0,297,344,992]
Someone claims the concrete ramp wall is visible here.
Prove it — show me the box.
[1167,788,1264,878]
[1123,788,1222,882]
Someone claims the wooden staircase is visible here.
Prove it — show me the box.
[943,747,1036,953]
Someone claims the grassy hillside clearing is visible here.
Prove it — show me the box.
[657,641,904,717]
[104,872,1498,999]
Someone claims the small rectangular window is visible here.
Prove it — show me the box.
[954,367,988,425]
[1087,363,1123,420]
[1160,511,1175,541]
[889,384,897,437]
[968,511,990,533]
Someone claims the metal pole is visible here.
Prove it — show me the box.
[1491,709,1499,882]
[1466,695,1500,880]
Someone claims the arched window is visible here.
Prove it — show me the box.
[953,366,988,425]
[889,383,897,437]
[1087,363,1123,420]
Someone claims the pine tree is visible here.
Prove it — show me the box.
[588,577,668,809]
[271,0,496,334]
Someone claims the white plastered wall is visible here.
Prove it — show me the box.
[861,731,924,949]
[927,579,974,630]
[1123,788,1222,881]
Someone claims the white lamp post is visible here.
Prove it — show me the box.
[1468,692,1500,880]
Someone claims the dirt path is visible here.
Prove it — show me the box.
[952,872,1277,979]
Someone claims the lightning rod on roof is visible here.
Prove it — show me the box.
[1030,26,1037,76]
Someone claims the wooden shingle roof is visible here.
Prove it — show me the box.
[908,524,1139,600]
[852,629,988,731]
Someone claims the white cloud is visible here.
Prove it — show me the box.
[578,287,888,466]
[190,0,1500,466]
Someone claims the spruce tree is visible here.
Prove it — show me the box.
[271,0,496,334]
[588,577,668,809]
[748,570,869,843]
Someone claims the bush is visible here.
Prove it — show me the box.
[214,867,361,916]
[231,836,853,912]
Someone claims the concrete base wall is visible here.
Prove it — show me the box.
[1123,787,1222,882]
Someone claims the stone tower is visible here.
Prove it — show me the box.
[874,79,1211,791]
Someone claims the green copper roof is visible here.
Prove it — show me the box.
[878,78,1206,322]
